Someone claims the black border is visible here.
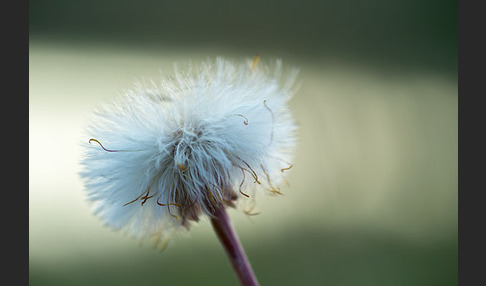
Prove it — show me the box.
[10,0,29,285]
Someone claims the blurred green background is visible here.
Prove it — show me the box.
[29,0,457,285]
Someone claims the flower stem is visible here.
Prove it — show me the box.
[210,206,260,286]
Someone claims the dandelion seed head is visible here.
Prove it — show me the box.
[79,57,299,243]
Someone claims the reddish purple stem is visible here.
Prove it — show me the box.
[210,206,260,286]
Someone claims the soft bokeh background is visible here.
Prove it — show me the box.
[29,0,457,285]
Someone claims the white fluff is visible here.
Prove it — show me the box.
[79,57,299,242]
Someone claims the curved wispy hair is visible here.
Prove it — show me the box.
[79,57,299,244]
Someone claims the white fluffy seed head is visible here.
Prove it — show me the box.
[79,57,299,243]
